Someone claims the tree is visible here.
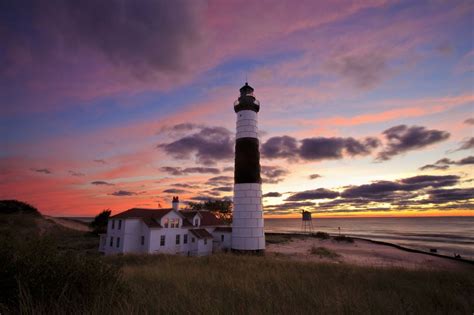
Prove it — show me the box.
[90,209,111,234]
[187,199,233,224]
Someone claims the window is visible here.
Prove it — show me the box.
[204,239,208,245]
[176,234,180,245]
[221,234,224,242]
[141,236,145,245]
[111,220,115,229]
[160,235,165,246]
[169,218,179,228]
[118,220,122,230]
[116,237,120,248]
[192,237,195,243]
[110,236,114,247]
[194,218,198,226]
[164,218,169,228]
[184,234,188,244]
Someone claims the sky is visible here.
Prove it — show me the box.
[0,0,473,218]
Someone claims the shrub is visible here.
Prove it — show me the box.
[314,231,330,239]
[310,246,340,259]
[334,235,354,243]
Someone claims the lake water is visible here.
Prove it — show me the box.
[265,217,474,260]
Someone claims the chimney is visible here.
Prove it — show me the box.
[172,196,179,211]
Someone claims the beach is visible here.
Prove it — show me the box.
[266,234,472,271]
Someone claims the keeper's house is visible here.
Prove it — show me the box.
[99,197,231,256]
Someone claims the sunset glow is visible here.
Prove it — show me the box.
[1,0,473,217]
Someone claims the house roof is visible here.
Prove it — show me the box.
[110,208,227,229]
[189,228,213,239]
[180,210,225,226]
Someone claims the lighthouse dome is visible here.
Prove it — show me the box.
[234,82,260,113]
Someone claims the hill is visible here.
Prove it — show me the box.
[0,199,98,253]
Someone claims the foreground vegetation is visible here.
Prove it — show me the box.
[1,200,473,314]
[2,238,473,314]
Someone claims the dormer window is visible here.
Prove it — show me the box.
[164,218,169,228]
[194,218,199,227]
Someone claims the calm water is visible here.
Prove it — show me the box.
[265,217,474,260]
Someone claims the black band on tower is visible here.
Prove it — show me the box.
[234,137,261,184]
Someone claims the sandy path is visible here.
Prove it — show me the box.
[44,216,91,232]
[266,237,472,271]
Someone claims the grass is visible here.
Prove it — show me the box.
[108,253,474,314]
[1,203,473,314]
[3,237,474,314]
[310,246,341,259]
[265,233,293,244]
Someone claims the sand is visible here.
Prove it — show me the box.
[44,216,92,232]
[266,235,472,271]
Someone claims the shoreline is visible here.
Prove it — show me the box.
[266,231,474,265]
[265,232,473,270]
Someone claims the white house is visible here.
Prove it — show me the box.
[99,197,232,256]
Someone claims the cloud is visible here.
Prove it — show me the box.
[211,186,233,192]
[268,173,467,215]
[31,168,52,174]
[160,166,220,176]
[110,190,137,196]
[163,188,188,194]
[158,126,233,165]
[300,137,379,161]
[263,192,282,198]
[377,125,450,161]
[171,183,202,189]
[464,118,474,125]
[261,166,289,184]
[342,175,459,200]
[93,159,107,164]
[262,135,380,161]
[286,188,339,201]
[158,123,203,138]
[426,188,474,203]
[2,0,204,79]
[261,136,298,159]
[419,156,474,171]
[452,137,474,152]
[91,181,114,186]
[68,170,85,177]
[309,174,322,180]
[206,176,233,186]
[327,52,389,89]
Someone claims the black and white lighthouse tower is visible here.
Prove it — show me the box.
[232,83,265,252]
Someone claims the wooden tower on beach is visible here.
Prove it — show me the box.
[301,210,313,233]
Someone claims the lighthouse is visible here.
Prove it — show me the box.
[232,83,265,252]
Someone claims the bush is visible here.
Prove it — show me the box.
[310,246,340,259]
[313,231,330,239]
[0,234,126,314]
[334,235,354,243]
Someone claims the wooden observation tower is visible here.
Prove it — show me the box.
[301,210,313,234]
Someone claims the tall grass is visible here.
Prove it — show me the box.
[109,253,473,314]
[1,229,473,314]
